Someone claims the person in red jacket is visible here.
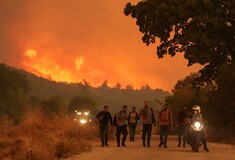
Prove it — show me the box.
[157,104,173,148]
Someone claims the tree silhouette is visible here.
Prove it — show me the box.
[124,0,235,82]
[0,63,30,124]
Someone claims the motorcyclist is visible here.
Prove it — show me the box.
[189,105,209,152]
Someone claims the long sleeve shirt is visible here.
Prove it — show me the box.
[96,111,112,126]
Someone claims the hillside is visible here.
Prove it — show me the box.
[20,69,171,114]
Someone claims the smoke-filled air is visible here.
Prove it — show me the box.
[0,0,201,91]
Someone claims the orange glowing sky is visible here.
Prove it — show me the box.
[0,0,201,91]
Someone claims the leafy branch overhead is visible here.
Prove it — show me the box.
[124,0,235,81]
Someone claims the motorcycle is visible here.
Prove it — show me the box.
[187,114,209,152]
[190,121,204,152]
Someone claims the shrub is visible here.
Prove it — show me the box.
[0,110,98,160]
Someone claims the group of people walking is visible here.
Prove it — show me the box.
[96,101,209,152]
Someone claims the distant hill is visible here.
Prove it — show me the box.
[18,68,171,114]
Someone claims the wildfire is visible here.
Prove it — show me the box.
[25,50,37,59]
[22,49,79,83]
[22,49,136,88]
[75,57,84,70]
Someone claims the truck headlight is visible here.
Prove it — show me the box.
[80,119,87,124]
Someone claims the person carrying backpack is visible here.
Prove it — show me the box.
[176,105,190,148]
[157,104,173,148]
[96,105,113,147]
[115,105,128,147]
[128,106,139,142]
[139,101,156,148]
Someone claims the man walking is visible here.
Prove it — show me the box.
[139,101,156,147]
[116,105,128,147]
[128,106,139,142]
[158,104,173,148]
[176,105,190,147]
[96,105,112,147]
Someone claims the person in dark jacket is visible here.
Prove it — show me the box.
[176,105,190,147]
[96,106,112,147]
[128,106,139,142]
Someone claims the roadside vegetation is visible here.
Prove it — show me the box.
[0,110,98,160]
[164,66,235,144]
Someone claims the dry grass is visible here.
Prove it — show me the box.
[0,111,99,160]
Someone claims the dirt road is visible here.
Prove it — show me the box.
[67,135,235,160]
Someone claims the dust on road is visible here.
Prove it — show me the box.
[67,135,235,160]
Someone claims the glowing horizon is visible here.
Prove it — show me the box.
[0,0,201,92]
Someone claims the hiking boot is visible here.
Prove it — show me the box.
[204,147,209,152]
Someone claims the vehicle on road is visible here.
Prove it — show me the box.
[74,110,92,125]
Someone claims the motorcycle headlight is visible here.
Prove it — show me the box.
[194,122,201,129]
[80,119,87,124]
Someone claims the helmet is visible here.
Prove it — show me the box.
[192,105,201,114]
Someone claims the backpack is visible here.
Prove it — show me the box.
[159,109,170,122]
[113,111,121,127]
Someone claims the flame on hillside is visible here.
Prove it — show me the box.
[21,49,117,87]
[22,49,81,82]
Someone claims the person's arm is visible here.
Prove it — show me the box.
[128,112,131,125]
[139,109,143,118]
[153,116,157,126]
[150,107,156,126]
[157,111,161,128]
[96,112,102,121]
[169,110,174,129]
[96,112,100,118]
[176,112,180,126]
[116,113,120,127]
[136,112,140,120]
